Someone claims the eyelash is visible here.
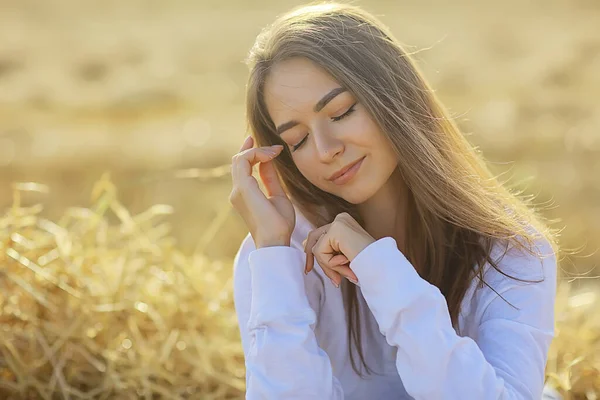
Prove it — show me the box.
[292,103,358,152]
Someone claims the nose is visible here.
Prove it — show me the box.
[314,127,344,163]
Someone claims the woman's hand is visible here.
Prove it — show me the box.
[229,136,295,248]
[302,212,376,287]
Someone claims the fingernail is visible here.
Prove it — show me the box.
[271,145,283,150]
[346,276,359,285]
[330,278,339,288]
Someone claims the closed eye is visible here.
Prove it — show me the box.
[331,102,357,122]
[291,102,358,152]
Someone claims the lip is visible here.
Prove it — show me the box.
[328,156,366,185]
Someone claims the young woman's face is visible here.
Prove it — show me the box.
[264,57,398,204]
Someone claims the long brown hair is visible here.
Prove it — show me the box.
[244,1,563,377]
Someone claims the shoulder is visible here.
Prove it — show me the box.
[460,227,558,332]
[481,228,557,292]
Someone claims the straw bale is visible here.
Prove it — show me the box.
[0,176,245,399]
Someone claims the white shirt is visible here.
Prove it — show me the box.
[233,207,557,399]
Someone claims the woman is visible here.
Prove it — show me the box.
[229,2,560,399]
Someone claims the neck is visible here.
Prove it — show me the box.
[358,168,409,253]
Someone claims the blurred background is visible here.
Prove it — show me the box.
[0,0,598,398]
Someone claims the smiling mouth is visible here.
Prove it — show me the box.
[329,156,365,185]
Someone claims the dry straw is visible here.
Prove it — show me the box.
[546,282,600,398]
[0,174,245,399]
[0,174,598,399]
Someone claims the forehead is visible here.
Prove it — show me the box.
[264,58,341,117]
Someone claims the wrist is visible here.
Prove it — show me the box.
[348,237,376,261]
[256,239,291,249]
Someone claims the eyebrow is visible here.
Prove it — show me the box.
[275,87,347,136]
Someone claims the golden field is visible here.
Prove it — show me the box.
[0,0,598,398]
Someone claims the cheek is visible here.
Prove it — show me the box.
[293,159,330,189]
[348,114,382,146]
[295,162,320,184]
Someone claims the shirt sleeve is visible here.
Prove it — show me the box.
[232,233,345,399]
[349,236,557,400]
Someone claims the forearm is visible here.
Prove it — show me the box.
[236,240,344,399]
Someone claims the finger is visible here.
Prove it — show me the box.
[304,239,316,275]
[232,146,283,184]
[258,155,286,197]
[321,266,342,288]
[315,253,354,282]
[303,228,324,269]
[328,253,349,266]
[304,226,329,274]
[314,253,347,271]
[239,135,254,152]
[331,264,358,284]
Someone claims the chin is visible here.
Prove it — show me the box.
[345,193,373,205]
[337,181,378,205]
